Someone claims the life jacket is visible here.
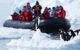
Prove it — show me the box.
[58,9,66,19]
[35,6,40,11]
[20,9,34,22]
[20,9,29,21]
[33,5,42,16]
[54,8,66,19]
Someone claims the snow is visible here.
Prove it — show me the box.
[0,0,80,50]
[0,27,80,50]
[6,33,80,50]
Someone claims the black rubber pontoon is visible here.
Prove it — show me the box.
[38,18,71,33]
[3,19,35,29]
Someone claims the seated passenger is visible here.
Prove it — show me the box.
[53,5,66,19]
[20,6,34,22]
[11,12,19,20]
[40,7,50,20]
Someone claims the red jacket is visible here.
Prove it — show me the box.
[20,9,28,21]
[11,12,19,21]
[40,9,50,19]
[20,9,34,21]
[32,5,42,15]
[54,9,66,19]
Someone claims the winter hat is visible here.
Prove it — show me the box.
[52,7,55,10]
[23,6,26,8]
[59,5,63,10]
[35,1,39,6]
[27,2,30,6]
[45,7,48,10]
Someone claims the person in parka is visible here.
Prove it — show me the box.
[32,1,42,17]
[53,6,66,19]
[11,12,19,21]
[20,6,34,22]
[32,1,42,29]
[40,7,50,20]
